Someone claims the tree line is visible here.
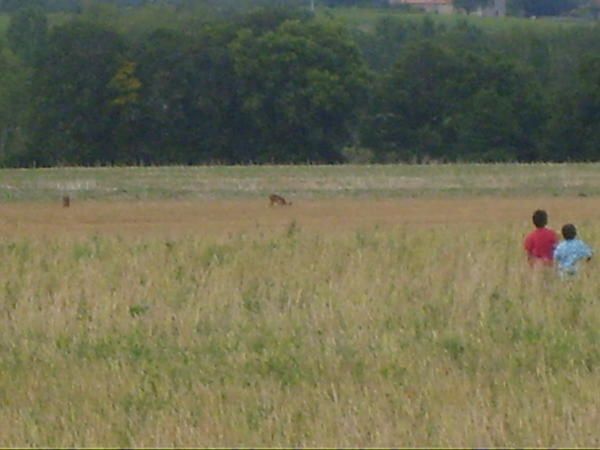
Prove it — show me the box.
[0,4,598,165]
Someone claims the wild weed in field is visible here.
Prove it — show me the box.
[0,224,597,447]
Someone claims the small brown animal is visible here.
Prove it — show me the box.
[62,195,70,208]
[269,194,292,206]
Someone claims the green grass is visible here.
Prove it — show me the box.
[1,163,600,202]
[0,5,593,41]
[323,6,597,33]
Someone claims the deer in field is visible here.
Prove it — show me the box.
[62,195,71,208]
[269,194,292,206]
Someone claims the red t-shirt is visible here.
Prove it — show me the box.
[524,227,559,264]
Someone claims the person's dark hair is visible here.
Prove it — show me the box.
[562,224,577,240]
[532,209,548,228]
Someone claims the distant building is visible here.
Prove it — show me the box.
[388,0,454,14]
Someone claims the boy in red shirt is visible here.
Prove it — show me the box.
[524,209,559,266]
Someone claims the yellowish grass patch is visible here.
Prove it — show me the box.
[0,197,598,446]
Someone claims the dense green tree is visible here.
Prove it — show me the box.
[363,41,546,162]
[545,55,600,160]
[454,0,493,13]
[508,0,583,16]
[0,47,30,165]
[128,26,244,164]
[362,41,466,161]
[121,29,188,163]
[0,0,45,12]
[456,54,547,161]
[27,20,127,165]
[234,5,312,33]
[230,19,369,162]
[7,6,48,65]
[1,3,598,166]
[454,89,522,161]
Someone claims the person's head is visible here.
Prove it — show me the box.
[562,224,577,240]
[532,209,548,228]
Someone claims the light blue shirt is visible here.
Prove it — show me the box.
[553,239,593,275]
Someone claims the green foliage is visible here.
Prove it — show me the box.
[230,18,369,162]
[109,61,142,108]
[442,336,466,361]
[129,25,245,164]
[129,303,150,317]
[0,0,46,12]
[0,47,29,164]
[7,6,48,65]
[508,0,585,17]
[27,20,126,165]
[454,0,493,13]
[362,37,546,162]
[544,54,600,161]
[0,4,599,165]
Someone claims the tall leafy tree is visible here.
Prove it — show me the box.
[453,54,547,161]
[0,47,30,165]
[454,0,493,13]
[362,41,465,161]
[230,19,369,162]
[129,26,243,164]
[7,6,48,66]
[363,41,546,162]
[508,0,583,16]
[544,55,600,160]
[28,20,127,165]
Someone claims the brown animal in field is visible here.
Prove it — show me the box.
[62,195,70,208]
[269,194,292,206]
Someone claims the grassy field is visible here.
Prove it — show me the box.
[0,164,599,447]
[325,6,598,33]
[0,6,591,38]
[0,6,580,31]
[2,163,600,202]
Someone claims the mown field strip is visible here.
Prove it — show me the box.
[2,164,600,201]
[1,196,600,237]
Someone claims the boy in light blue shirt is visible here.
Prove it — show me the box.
[553,224,593,276]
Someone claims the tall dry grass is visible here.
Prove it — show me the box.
[0,222,598,447]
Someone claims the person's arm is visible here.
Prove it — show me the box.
[571,241,593,263]
[582,241,593,261]
[553,244,563,264]
[524,233,533,256]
